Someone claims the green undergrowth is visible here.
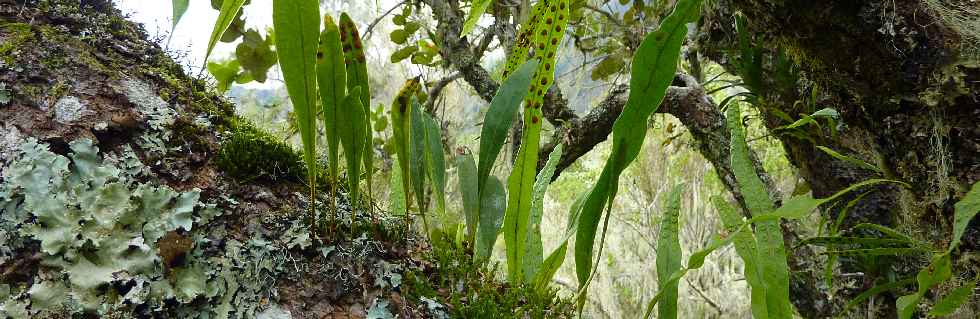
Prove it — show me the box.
[403,231,574,318]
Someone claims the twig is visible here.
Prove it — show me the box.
[363,0,409,41]
[425,72,463,113]
[685,277,723,313]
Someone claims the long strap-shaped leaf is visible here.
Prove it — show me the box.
[409,100,430,232]
[172,0,189,28]
[475,175,507,262]
[523,143,564,282]
[715,197,769,319]
[457,152,479,242]
[656,183,684,319]
[339,13,374,210]
[338,87,367,207]
[391,79,422,214]
[273,0,320,205]
[502,1,545,78]
[477,60,537,195]
[896,181,980,319]
[504,0,569,284]
[574,0,701,303]
[317,14,347,219]
[532,187,587,290]
[205,0,248,65]
[727,103,794,318]
[461,0,493,38]
[422,113,447,224]
[641,178,904,319]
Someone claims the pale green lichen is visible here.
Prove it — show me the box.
[122,77,181,157]
[53,96,89,124]
[0,138,202,315]
[0,138,303,318]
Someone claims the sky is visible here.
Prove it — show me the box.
[113,0,274,71]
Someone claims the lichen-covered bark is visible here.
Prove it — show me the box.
[0,2,482,318]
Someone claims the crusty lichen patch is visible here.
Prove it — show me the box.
[52,96,89,124]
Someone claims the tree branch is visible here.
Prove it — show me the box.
[362,0,408,42]
[424,0,578,126]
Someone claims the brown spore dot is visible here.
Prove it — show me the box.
[555,26,562,32]
[538,43,545,50]
[532,116,540,124]
[540,78,547,85]
[560,2,566,9]
[551,38,558,45]
[545,63,551,70]
[546,18,553,25]
[316,51,324,59]
[547,52,554,58]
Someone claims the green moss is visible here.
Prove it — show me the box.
[403,231,573,318]
[215,118,306,183]
[0,23,35,65]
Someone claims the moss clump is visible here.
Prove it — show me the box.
[215,118,306,183]
[0,23,35,65]
[403,231,573,318]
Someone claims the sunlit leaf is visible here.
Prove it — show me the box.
[715,197,768,319]
[172,0,189,28]
[575,0,701,305]
[656,183,684,319]
[949,181,980,253]
[340,13,375,208]
[523,144,563,282]
[477,60,537,194]
[461,0,492,37]
[928,280,977,317]
[391,80,422,214]
[317,15,348,199]
[475,176,506,262]
[506,0,570,285]
[205,0,248,64]
[897,254,952,319]
[727,102,793,318]
[338,87,367,206]
[273,0,320,199]
[457,152,479,242]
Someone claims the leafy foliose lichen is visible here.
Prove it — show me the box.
[0,138,208,316]
[0,137,305,318]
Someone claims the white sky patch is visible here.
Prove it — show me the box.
[112,0,409,89]
[113,0,273,70]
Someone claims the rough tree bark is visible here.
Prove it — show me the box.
[0,2,455,318]
[425,0,979,317]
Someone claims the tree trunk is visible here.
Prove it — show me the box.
[699,0,980,317]
[0,2,425,317]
